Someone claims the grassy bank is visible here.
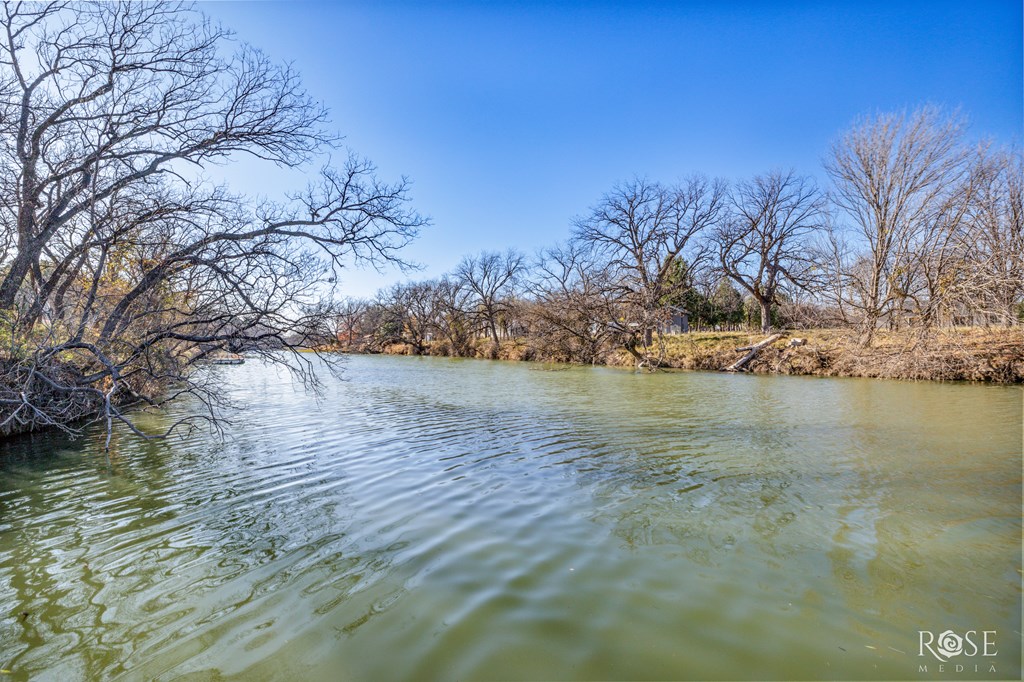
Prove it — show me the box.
[370,327,1024,383]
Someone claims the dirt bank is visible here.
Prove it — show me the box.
[370,327,1024,383]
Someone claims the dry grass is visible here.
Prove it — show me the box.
[374,326,1024,383]
[716,327,1024,382]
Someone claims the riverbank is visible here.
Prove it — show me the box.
[369,327,1024,383]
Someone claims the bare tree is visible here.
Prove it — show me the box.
[0,4,426,440]
[0,2,335,311]
[573,176,725,364]
[524,241,615,363]
[717,170,825,333]
[825,106,970,345]
[957,147,1024,325]
[357,300,398,352]
[380,279,441,354]
[454,249,525,348]
[334,297,370,347]
[431,275,473,355]
[910,152,984,327]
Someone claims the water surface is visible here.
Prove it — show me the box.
[0,355,1020,680]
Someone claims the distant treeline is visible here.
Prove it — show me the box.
[335,106,1023,366]
[0,3,1020,439]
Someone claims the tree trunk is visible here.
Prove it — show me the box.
[0,248,35,309]
[759,299,771,333]
[488,320,500,347]
[859,312,878,347]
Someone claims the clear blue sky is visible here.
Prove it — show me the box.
[203,0,1023,298]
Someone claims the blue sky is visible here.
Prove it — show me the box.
[203,0,1023,298]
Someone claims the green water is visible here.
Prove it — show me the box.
[0,355,1020,681]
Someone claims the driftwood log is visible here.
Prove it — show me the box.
[722,333,784,372]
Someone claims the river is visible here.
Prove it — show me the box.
[0,355,1020,680]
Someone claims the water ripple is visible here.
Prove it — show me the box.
[0,356,1019,681]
